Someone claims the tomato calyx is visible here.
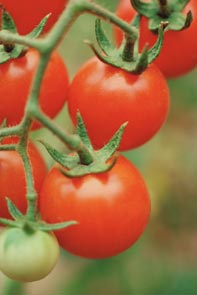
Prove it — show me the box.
[0,6,50,64]
[0,197,77,231]
[85,18,165,74]
[130,0,193,32]
[40,113,127,177]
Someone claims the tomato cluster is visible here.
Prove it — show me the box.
[0,0,195,283]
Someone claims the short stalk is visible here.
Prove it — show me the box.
[157,0,171,18]
[121,35,136,62]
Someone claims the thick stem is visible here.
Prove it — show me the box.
[121,35,135,62]
[157,0,171,18]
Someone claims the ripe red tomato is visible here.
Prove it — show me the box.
[114,0,197,78]
[67,57,170,151]
[39,155,150,259]
[0,0,68,34]
[0,138,47,220]
[0,49,69,129]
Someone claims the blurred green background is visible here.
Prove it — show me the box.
[0,0,197,294]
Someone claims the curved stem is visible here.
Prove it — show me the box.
[0,0,137,222]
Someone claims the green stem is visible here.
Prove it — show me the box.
[0,0,138,222]
[17,117,37,222]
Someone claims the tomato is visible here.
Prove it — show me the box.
[0,49,69,129]
[39,155,150,259]
[0,227,60,282]
[67,57,170,151]
[0,0,68,34]
[0,138,47,220]
[114,0,197,78]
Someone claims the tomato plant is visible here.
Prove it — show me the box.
[114,0,197,78]
[0,227,60,282]
[0,0,68,34]
[0,138,47,220]
[0,49,69,129]
[67,57,170,151]
[39,155,150,259]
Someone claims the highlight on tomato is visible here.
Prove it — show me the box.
[0,138,47,221]
[114,0,197,78]
[67,56,170,151]
[0,0,68,34]
[39,155,151,259]
[0,49,69,129]
[0,227,60,282]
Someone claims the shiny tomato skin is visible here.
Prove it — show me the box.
[0,1,67,34]
[39,155,150,259]
[0,138,47,220]
[0,49,69,129]
[114,0,197,78]
[67,57,170,151]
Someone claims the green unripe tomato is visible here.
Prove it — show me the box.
[0,227,60,282]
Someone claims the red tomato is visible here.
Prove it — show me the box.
[0,49,69,129]
[0,0,68,34]
[114,0,197,78]
[67,57,170,151]
[0,138,47,220]
[39,155,150,259]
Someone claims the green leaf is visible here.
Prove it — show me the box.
[6,198,24,220]
[135,44,149,74]
[39,140,79,169]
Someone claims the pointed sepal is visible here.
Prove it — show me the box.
[6,198,24,220]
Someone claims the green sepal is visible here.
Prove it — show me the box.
[27,14,51,38]
[1,7,18,33]
[86,18,165,74]
[130,0,158,18]
[60,157,117,178]
[95,19,115,56]
[0,218,21,227]
[35,220,78,232]
[131,0,193,32]
[96,122,127,162]
[42,113,126,177]
[148,22,166,63]
[76,112,93,150]
[6,198,24,220]
[39,140,79,169]
[0,9,50,64]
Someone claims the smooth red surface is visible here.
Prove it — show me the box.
[39,155,150,259]
[114,0,197,78]
[0,49,69,129]
[67,57,170,151]
[0,0,67,34]
[0,139,47,220]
